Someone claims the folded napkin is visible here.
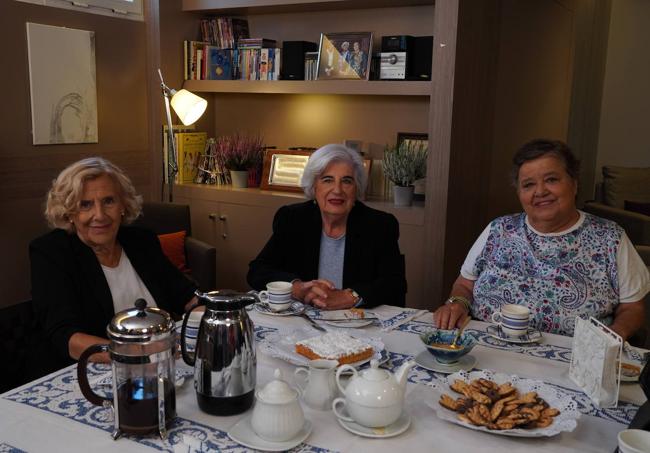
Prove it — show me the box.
[379,309,429,332]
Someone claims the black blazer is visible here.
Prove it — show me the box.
[29,226,197,367]
[247,201,406,307]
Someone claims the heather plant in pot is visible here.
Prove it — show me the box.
[382,140,428,206]
[214,134,264,188]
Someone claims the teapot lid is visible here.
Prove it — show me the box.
[107,299,175,342]
[360,360,388,382]
[257,369,298,404]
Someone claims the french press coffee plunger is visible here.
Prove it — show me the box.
[77,299,177,440]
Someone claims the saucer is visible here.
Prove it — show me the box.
[228,414,312,452]
[337,411,411,438]
[486,324,542,344]
[414,350,477,374]
[254,301,305,317]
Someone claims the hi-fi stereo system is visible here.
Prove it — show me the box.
[379,35,432,81]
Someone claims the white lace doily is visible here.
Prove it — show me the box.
[258,328,385,367]
[426,369,580,437]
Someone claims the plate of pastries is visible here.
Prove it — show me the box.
[427,370,581,437]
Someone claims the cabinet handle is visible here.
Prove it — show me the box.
[208,213,217,220]
[219,215,227,221]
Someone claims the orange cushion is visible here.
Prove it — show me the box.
[158,231,188,272]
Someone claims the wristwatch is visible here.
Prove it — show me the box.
[347,289,362,307]
[445,296,471,312]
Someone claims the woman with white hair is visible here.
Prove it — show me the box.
[247,144,407,309]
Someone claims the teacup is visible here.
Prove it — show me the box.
[491,304,530,337]
[618,429,650,453]
[259,281,293,312]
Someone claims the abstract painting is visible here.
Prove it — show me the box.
[26,23,98,145]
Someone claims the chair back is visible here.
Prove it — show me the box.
[132,202,192,236]
[0,300,36,393]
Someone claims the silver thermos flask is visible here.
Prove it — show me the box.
[180,290,257,415]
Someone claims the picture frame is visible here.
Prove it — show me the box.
[397,132,428,150]
[317,32,373,80]
[260,149,313,192]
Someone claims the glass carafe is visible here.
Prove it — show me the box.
[77,299,176,440]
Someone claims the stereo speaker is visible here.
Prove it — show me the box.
[281,41,318,80]
[409,36,433,81]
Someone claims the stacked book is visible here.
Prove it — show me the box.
[184,41,234,80]
[236,39,281,81]
[199,17,249,49]
[304,52,319,81]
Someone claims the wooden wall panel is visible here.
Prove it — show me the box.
[0,2,151,307]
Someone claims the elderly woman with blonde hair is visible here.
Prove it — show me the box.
[247,144,407,309]
[30,157,197,368]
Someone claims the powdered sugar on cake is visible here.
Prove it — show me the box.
[296,332,372,360]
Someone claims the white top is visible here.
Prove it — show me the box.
[101,251,157,313]
[460,211,650,303]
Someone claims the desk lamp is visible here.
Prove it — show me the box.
[158,69,207,201]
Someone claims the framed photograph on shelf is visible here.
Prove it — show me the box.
[317,32,373,80]
[260,150,313,193]
[397,132,428,150]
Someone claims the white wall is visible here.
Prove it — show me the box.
[595,0,650,181]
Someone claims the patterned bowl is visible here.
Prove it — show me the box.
[420,329,476,364]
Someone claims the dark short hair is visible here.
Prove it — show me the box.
[511,139,580,186]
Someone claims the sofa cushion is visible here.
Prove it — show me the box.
[602,166,650,208]
[158,230,188,272]
[625,200,650,217]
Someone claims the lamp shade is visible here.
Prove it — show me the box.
[170,89,207,126]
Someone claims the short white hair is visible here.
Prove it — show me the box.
[301,144,367,200]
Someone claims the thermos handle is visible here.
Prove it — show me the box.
[181,302,204,366]
[76,343,111,407]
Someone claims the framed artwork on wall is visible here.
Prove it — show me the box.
[397,132,428,150]
[317,32,373,80]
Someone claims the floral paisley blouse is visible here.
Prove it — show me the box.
[461,212,649,336]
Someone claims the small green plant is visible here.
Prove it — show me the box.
[382,140,428,187]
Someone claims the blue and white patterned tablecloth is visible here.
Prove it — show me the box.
[0,443,27,453]
[2,326,332,453]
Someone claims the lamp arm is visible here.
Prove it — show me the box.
[162,86,178,202]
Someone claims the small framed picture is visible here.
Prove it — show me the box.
[317,32,373,80]
[260,149,313,193]
[397,132,428,150]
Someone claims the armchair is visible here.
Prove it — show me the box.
[583,166,650,245]
[132,202,216,291]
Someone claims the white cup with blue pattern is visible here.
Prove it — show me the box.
[259,281,293,312]
[491,304,530,337]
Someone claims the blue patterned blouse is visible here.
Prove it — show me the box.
[470,213,623,336]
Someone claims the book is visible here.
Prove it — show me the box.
[206,47,232,80]
[176,132,208,183]
[238,38,277,49]
[200,17,249,48]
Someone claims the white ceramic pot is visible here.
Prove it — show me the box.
[251,369,305,442]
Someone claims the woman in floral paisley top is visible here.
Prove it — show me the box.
[434,139,649,339]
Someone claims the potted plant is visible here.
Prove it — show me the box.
[382,140,428,206]
[214,134,264,188]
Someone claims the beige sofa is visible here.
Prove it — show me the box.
[583,166,650,246]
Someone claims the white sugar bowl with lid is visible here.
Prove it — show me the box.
[251,369,305,442]
[332,359,415,428]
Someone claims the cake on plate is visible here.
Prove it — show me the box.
[295,332,374,365]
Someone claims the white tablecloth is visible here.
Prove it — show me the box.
[0,305,645,453]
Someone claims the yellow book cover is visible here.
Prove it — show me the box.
[176,132,207,183]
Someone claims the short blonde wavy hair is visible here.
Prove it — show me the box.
[45,157,143,233]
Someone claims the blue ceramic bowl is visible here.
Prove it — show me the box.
[420,329,476,364]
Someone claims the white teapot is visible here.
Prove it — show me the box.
[332,359,415,428]
[251,369,305,442]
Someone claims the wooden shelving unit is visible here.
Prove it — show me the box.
[183,79,432,96]
[182,0,434,14]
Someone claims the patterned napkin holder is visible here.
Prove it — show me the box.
[569,317,622,408]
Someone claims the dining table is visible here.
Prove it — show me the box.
[0,304,645,453]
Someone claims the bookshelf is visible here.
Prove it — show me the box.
[161,0,504,308]
[183,80,432,96]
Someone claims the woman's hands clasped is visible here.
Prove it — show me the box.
[292,279,357,310]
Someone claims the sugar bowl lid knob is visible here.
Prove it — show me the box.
[257,369,298,404]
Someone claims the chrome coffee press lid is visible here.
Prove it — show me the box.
[196,289,258,311]
[107,298,175,342]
